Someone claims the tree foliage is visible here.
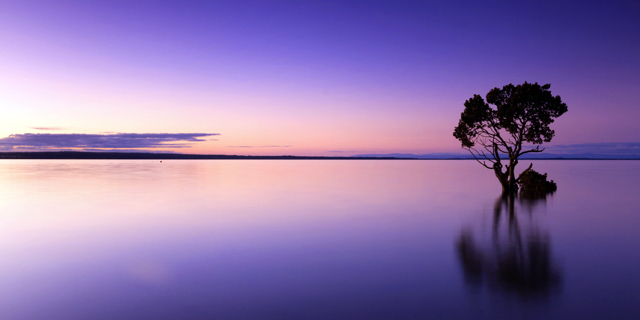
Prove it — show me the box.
[453,82,567,193]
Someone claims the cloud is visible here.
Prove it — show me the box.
[0,133,219,150]
[30,127,65,131]
[351,153,471,159]
[546,142,640,155]
[227,145,291,148]
[80,148,177,153]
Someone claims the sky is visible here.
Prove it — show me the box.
[0,0,638,156]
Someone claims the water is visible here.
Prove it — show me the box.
[0,160,638,319]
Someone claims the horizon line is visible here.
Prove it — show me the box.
[0,151,639,160]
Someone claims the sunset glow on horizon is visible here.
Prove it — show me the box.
[1,1,638,156]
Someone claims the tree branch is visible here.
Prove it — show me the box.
[515,163,533,182]
[468,150,494,169]
[519,146,545,156]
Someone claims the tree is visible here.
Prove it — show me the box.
[453,82,567,194]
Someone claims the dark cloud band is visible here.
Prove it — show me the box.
[547,142,640,155]
[0,133,219,150]
[30,127,65,131]
[227,145,291,148]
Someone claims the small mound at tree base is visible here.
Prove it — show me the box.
[517,168,557,198]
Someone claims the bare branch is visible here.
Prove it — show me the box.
[468,150,494,169]
[515,163,533,182]
[519,146,545,156]
[478,150,495,163]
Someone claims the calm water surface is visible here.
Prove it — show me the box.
[0,160,638,319]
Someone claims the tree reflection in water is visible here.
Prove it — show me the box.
[457,195,562,298]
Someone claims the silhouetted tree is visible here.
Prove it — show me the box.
[453,82,567,194]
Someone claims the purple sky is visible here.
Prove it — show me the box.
[1,1,638,155]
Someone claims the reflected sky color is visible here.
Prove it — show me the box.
[0,160,639,319]
[1,1,639,155]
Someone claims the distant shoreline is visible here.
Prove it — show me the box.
[0,151,638,160]
[0,151,399,160]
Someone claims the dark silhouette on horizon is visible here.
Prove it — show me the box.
[456,195,562,299]
[453,82,568,194]
[0,151,407,160]
[3,151,640,160]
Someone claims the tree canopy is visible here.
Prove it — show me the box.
[453,82,567,193]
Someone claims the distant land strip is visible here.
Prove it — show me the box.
[0,151,403,160]
[0,151,638,160]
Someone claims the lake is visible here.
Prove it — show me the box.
[0,160,638,319]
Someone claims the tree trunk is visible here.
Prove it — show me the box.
[494,166,511,194]
[507,158,519,194]
[495,161,519,195]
